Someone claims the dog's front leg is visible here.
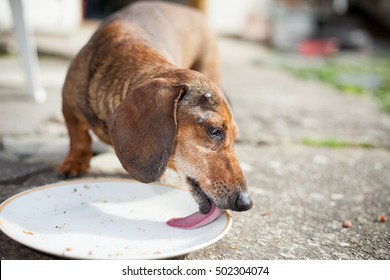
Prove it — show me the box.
[59,107,92,178]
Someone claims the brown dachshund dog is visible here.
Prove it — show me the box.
[59,1,252,217]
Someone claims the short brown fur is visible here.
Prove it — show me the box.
[59,2,252,212]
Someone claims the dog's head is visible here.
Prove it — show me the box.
[108,69,252,213]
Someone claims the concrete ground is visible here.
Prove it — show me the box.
[0,27,389,259]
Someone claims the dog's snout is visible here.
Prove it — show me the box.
[234,192,253,211]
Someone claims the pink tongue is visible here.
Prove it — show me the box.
[166,203,223,230]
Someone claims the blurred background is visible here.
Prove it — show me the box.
[0,0,389,109]
[2,0,390,48]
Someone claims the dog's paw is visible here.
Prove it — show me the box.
[58,160,89,179]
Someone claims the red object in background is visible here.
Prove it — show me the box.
[298,39,339,57]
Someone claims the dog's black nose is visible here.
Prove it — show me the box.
[234,192,253,211]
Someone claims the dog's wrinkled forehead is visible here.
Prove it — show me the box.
[180,80,230,111]
[177,86,235,137]
[172,69,232,121]
[181,88,219,109]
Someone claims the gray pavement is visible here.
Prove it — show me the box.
[0,32,389,259]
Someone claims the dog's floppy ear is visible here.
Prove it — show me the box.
[108,78,186,183]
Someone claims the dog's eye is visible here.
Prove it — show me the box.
[206,126,224,142]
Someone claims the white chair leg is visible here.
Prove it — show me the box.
[9,0,46,103]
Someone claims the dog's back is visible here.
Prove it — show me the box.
[101,1,211,68]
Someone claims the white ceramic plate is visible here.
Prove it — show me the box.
[0,178,231,259]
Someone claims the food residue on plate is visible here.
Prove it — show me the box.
[22,230,34,235]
